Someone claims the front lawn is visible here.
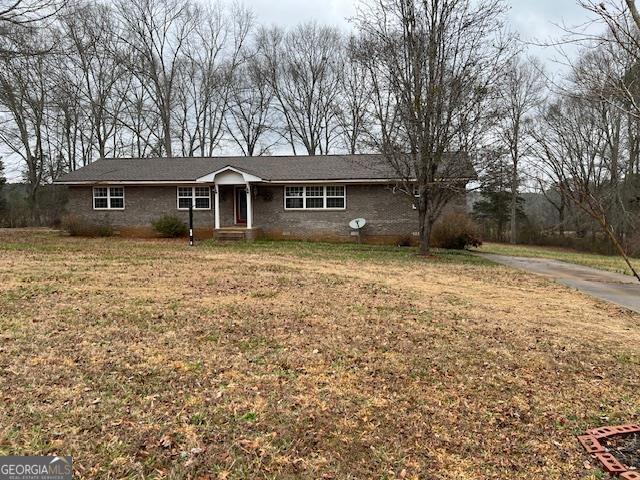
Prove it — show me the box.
[1,231,639,479]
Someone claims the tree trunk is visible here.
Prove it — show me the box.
[28,183,39,225]
[625,0,640,31]
[558,201,565,238]
[510,164,518,244]
[417,198,433,256]
[163,118,173,157]
[418,215,433,255]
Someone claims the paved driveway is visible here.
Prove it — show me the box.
[480,253,640,314]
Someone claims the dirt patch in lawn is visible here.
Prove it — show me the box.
[603,433,640,470]
[0,232,639,479]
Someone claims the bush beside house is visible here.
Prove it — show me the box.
[61,214,113,237]
[432,212,482,250]
[152,215,188,238]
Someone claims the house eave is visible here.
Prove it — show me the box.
[54,177,474,186]
[269,178,408,184]
[54,180,208,186]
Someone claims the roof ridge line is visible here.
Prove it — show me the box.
[98,154,384,161]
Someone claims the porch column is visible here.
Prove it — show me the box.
[214,184,220,230]
[246,183,253,229]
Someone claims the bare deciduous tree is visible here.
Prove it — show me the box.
[0,0,65,58]
[571,1,640,119]
[258,23,343,155]
[226,55,276,156]
[496,55,545,244]
[59,3,128,161]
[0,0,61,26]
[176,3,252,157]
[116,0,199,157]
[535,94,640,281]
[336,36,371,155]
[355,0,512,255]
[118,80,161,158]
[0,28,51,209]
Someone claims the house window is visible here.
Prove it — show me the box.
[284,185,346,210]
[326,185,345,208]
[93,186,125,210]
[284,186,304,209]
[305,186,324,208]
[177,186,211,210]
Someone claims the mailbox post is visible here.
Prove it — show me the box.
[189,203,194,246]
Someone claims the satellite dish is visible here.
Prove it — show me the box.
[349,218,367,230]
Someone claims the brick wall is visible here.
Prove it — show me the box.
[66,184,466,243]
[66,186,215,237]
[253,184,419,242]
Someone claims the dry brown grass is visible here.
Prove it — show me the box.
[1,231,639,479]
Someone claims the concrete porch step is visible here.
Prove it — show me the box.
[216,232,246,241]
[214,228,262,241]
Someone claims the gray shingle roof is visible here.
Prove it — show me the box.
[54,154,473,184]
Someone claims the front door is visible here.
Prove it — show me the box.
[235,187,247,224]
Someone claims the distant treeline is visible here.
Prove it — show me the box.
[0,183,68,228]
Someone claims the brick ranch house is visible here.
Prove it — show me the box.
[54,154,472,243]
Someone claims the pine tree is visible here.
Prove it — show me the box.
[473,158,526,241]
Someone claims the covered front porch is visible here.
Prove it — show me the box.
[196,166,263,240]
[214,184,252,229]
[212,184,263,240]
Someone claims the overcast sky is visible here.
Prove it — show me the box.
[3,0,601,182]
[246,0,594,51]
[246,0,603,77]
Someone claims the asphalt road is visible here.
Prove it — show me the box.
[480,253,640,314]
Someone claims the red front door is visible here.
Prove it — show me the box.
[235,187,247,224]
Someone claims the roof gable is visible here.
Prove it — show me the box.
[196,165,263,184]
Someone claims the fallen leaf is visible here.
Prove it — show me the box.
[159,435,173,449]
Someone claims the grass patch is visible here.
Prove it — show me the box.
[204,238,492,267]
[479,242,640,276]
